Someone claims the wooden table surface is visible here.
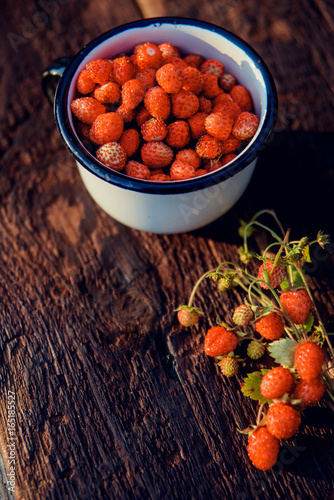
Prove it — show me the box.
[1,0,334,498]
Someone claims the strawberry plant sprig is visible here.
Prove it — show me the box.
[176,208,334,471]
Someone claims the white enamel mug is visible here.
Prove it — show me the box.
[44,17,277,234]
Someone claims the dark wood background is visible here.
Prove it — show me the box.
[1,0,334,498]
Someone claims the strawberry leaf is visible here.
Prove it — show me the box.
[280,267,303,291]
[267,338,299,367]
[241,370,272,405]
[301,312,314,334]
[174,305,204,314]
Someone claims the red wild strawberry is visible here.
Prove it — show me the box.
[221,153,237,166]
[125,161,150,180]
[165,121,190,149]
[121,79,145,110]
[70,97,106,125]
[175,149,201,170]
[187,112,209,139]
[140,141,174,169]
[232,112,259,141]
[119,129,141,157]
[257,261,287,290]
[141,118,167,142]
[135,42,163,69]
[183,53,205,68]
[247,426,280,471]
[205,158,224,173]
[93,82,121,104]
[180,67,203,95]
[171,90,200,119]
[150,173,171,182]
[260,366,295,399]
[233,304,253,326]
[212,93,232,107]
[205,112,234,141]
[204,326,238,357]
[112,56,135,85]
[116,104,135,123]
[219,356,239,377]
[293,378,326,406]
[177,307,200,327]
[155,63,183,94]
[213,100,242,120]
[136,106,152,127]
[195,169,208,177]
[266,403,301,439]
[201,73,222,99]
[96,142,127,171]
[85,58,112,84]
[195,134,224,159]
[158,42,181,59]
[163,56,188,71]
[170,160,196,181]
[222,134,242,155]
[255,311,284,340]
[76,69,95,94]
[200,59,224,77]
[89,112,124,145]
[144,86,171,122]
[135,68,156,91]
[219,72,237,92]
[230,85,253,112]
[294,341,325,381]
[198,96,212,113]
[280,289,312,324]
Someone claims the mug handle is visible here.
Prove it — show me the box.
[41,57,72,105]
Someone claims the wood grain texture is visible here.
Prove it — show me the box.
[0,0,334,498]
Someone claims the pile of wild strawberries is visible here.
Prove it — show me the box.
[70,41,259,181]
[176,209,333,471]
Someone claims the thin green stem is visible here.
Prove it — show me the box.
[243,209,286,255]
[187,268,217,307]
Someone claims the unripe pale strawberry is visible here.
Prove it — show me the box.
[219,356,239,377]
[233,304,253,326]
[257,261,286,290]
[247,340,265,360]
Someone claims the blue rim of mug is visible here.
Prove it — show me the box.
[54,17,277,195]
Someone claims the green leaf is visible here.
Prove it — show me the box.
[302,245,311,263]
[301,312,314,335]
[174,305,204,314]
[267,338,299,367]
[241,370,272,405]
[309,325,326,346]
[280,267,304,291]
[238,219,255,239]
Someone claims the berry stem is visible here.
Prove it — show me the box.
[242,209,285,256]
[187,268,216,307]
[256,403,265,426]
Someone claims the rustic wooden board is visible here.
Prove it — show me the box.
[0,0,334,498]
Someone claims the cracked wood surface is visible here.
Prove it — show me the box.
[1,0,334,498]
